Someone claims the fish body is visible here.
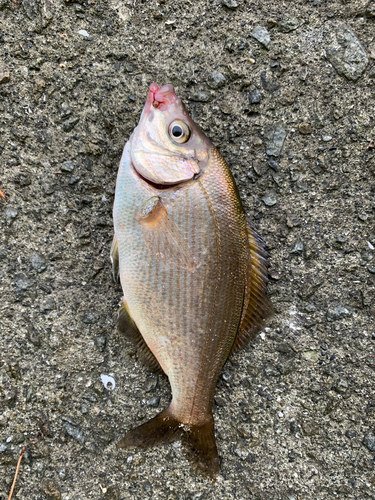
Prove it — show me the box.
[112,83,271,476]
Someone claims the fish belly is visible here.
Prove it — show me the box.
[114,143,248,425]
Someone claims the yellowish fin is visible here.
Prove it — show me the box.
[110,234,119,283]
[231,222,273,353]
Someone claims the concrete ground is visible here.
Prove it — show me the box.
[0,0,374,498]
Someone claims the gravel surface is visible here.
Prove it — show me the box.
[1,0,375,499]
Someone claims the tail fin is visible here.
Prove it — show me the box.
[117,407,220,479]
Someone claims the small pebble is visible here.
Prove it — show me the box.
[63,117,79,132]
[303,351,319,362]
[290,241,304,254]
[95,333,107,351]
[363,432,375,452]
[326,25,368,81]
[267,159,279,172]
[249,89,262,104]
[208,70,226,89]
[327,305,352,321]
[5,207,18,225]
[262,191,277,206]
[334,379,348,394]
[222,0,238,8]
[278,17,300,33]
[30,252,48,273]
[252,137,263,147]
[61,160,74,173]
[298,123,312,134]
[62,420,85,444]
[265,122,286,156]
[146,396,160,407]
[251,26,271,49]
[0,69,10,84]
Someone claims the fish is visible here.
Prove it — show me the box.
[111,82,272,477]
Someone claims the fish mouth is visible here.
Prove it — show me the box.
[145,82,178,112]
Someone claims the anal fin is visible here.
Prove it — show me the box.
[231,222,273,353]
[118,301,164,374]
[110,234,119,283]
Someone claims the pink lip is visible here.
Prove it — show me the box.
[145,82,178,112]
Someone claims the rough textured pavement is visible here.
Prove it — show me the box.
[0,0,375,499]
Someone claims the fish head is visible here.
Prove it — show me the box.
[130,83,211,186]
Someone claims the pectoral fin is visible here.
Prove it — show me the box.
[110,234,119,283]
[140,196,195,272]
[231,222,273,353]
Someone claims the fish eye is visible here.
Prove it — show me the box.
[168,120,190,144]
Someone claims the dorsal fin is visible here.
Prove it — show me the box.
[118,301,164,374]
[231,222,273,354]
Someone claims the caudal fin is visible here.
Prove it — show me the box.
[117,407,220,479]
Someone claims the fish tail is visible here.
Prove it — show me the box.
[117,407,220,479]
[184,414,220,479]
[117,407,182,449]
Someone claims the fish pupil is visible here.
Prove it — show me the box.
[172,125,183,138]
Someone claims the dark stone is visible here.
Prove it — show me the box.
[30,252,48,273]
[249,89,262,104]
[5,207,18,225]
[146,396,160,407]
[251,26,270,48]
[68,176,80,185]
[363,432,375,452]
[95,333,107,351]
[267,159,279,171]
[62,117,79,132]
[14,273,34,292]
[61,160,74,172]
[208,70,226,89]
[327,306,352,321]
[62,420,85,444]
